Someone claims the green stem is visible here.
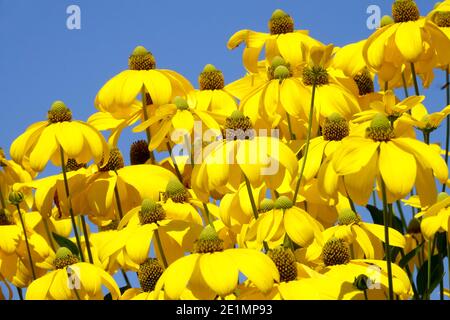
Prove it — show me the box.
[401,72,409,98]
[113,173,124,220]
[59,146,85,262]
[166,142,183,182]
[141,86,155,163]
[423,131,430,145]
[380,178,394,300]
[396,200,407,234]
[243,174,269,252]
[42,216,56,252]
[293,83,316,203]
[80,215,94,264]
[400,249,419,299]
[120,269,131,288]
[384,81,389,91]
[154,228,168,268]
[443,66,450,192]
[202,203,214,229]
[372,190,377,207]
[285,112,296,141]
[0,186,6,209]
[16,287,23,300]
[363,290,368,300]
[16,204,36,280]
[410,62,420,96]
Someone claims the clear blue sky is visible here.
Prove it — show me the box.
[0,0,447,300]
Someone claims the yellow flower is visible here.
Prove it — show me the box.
[363,0,450,83]
[227,9,322,74]
[320,208,405,260]
[404,103,450,132]
[10,101,109,172]
[133,96,221,151]
[188,64,238,117]
[299,235,412,299]
[26,247,120,300]
[323,113,447,206]
[242,196,323,250]
[353,90,424,125]
[191,111,298,200]
[417,192,450,240]
[153,226,279,300]
[95,46,193,113]
[428,2,450,68]
[100,197,203,269]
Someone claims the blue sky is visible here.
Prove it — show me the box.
[0,0,448,300]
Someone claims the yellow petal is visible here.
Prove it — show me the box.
[199,253,239,297]
[362,223,405,248]
[171,110,194,133]
[395,22,423,62]
[29,125,58,172]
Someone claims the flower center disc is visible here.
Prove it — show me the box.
[392,0,420,23]
[322,237,351,266]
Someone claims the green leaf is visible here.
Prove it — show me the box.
[399,242,424,269]
[416,254,444,298]
[52,232,79,256]
[366,205,404,233]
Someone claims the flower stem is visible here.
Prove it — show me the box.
[243,174,269,252]
[59,146,85,262]
[120,268,131,288]
[286,112,296,141]
[113,172,124,220]
[15,204,36,280]
[399,249,419,299]
[0,186,6,209]
[401,72,409,98]
[363,290,368,300]
[80,215,94,264]
[426,238,432,300]
[396,200,407,233]
[380,178,394,300]
[293,83,316,203]
[202,203,214,229]
[42,215,56,252]
[166,141,183,182]
[443,66,450,192]
[141,86,155,163]
[372,190,377,207]
[154,228,168,268]
[384,81,389,91]
[410,63,420,96]
[16,287,23,300]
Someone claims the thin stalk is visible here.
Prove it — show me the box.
[113,172,124,220]
[293,83,316,203]
[16,204,36,280]
[426,238,432,300]
[42,216,56,251]
[59,146,85,262]
[396,200,407,233]
[286,112,296,141]
[154,228,168,268]
[400,249,419,299]
[443,66,450,192]
[363,290,368,300]
[372,190,377,207]
[166,141,183,182]
[401,72,409,98]
[202,203,214,229]
[80,215,94,264]
[244,174,269,252]
[141,86,155,163]
[410,63,420,96]
[16,287,23,300]
[121,269,131,288]
[380,178,394,300]
[384,81,389,91]
[0,186,6,209]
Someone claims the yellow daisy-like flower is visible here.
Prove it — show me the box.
[353,90,424,125]
[133,96,221,151]
[298,235,412,299]
[227,9,322,74]
[363,0,450,83]
[26,247,120,300]
[95,46,193,114]
[428,2,450,69]
[153,226,279,300]
[191,111,298,200]
[323,113,447,206]
[403,103,450,133]
[417,192,450,240]
[242,196,323,250]
[188,64,238,117]
[10,101,109,172]
[100,196,203,269]
[322,208,405,260]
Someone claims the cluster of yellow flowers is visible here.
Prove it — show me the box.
[2,0,450,300]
